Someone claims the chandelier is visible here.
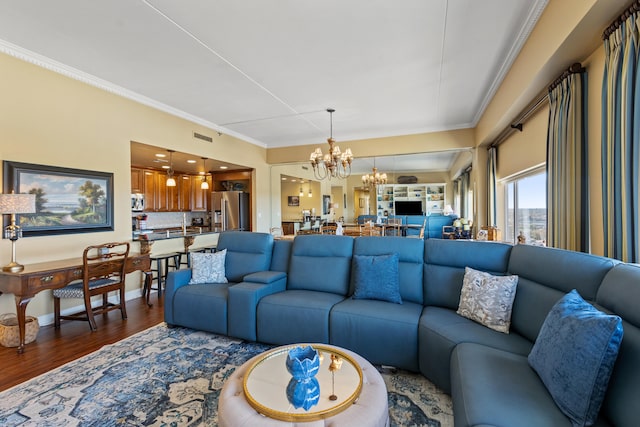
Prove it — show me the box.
[361,159,388,189]
[309,109,353,180]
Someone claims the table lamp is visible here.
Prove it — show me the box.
[0,193,36,272]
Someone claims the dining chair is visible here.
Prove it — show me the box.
[386,218,402,236]
[360,224,382,236]
[53,242,130,331]
[321,225,337,234]
[270,227,283,238]
[407,219,427,239]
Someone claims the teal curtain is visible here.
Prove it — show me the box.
[602,15,640,263]
[546,70,588,252]
[487,147,497,226]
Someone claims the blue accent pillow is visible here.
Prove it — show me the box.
[351,253,402,304]
[528,289,623,427]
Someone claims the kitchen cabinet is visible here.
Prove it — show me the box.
[133,167,212,212]
[191,176,210,211]
[131,168,144,193]
[142,170,157,210]
[179,175,192,211]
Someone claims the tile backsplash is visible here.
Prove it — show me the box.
[132,212,208,230]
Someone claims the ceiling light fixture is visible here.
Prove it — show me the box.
[361,158,388,189]
[200,157,209,190]
[166,149,176,187]
[299,187,304,197]
[309,108,353,180]
[308,187,313,197]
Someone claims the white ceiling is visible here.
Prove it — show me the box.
[0,0,548,152]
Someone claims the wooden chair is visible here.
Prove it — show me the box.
[343,226,362,236]
[407,219,427,239]
[53,242,130,331]
[270,227,283,238]
[360,224,382,236]
[321,225,337,234]
[385,218,402,236]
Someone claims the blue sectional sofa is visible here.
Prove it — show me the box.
[164,231,640,427]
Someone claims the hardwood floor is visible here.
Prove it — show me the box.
[0,295,164,392]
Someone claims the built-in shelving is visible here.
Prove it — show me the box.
[375,183,446,216]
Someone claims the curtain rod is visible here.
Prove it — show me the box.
[488,61,584,150]
[548,62,585,92]
[603,0,640,40]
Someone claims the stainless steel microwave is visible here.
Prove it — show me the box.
[131,193,145,211]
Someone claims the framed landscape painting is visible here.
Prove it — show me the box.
[2,161,114,237]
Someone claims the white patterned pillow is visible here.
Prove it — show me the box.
[457,267,518,334]
[189,249,228,284]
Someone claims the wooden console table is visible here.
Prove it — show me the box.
[0,252,151,353]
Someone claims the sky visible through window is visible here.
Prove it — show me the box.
[517,173,546,209]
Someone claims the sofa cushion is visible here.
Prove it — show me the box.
[189,249,228,284]
[353,236,424,304]
[256,289,345,345]
[457,267,518,333]
[452,343,574,427]
[330,298,422,371]
[172,283,231,335]
[418,306,532,393]
[287,235,354,295]
[424,239,513,309]
[528,290,623,427]
[217,231,274,283]
[352,253,402,304]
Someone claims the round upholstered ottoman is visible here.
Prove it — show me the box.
[218,344,389,427]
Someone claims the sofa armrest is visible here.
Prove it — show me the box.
[243,270,287,284]
[164,269,193,325]
[228,275,287,341]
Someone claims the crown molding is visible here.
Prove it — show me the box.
[471,0,550,126]
[0,39,267,149]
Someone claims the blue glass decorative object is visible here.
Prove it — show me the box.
[286,377,320,411]
[286,346,320,380]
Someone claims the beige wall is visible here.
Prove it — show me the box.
[0,52,268,320]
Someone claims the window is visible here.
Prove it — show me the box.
[504,168,546,246]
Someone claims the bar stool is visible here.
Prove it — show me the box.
[148,252,180,297]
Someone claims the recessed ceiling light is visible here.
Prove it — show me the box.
[291,179,297,182]
[155,153,166,158]
[161,165,170,169]
[281,177,287,181]
[219,166,228,169]
[187,159,196,164]
[199,171,205,175]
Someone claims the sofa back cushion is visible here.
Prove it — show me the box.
[287,234,354,295]
[270,239,292,272]
[423,239,512,309]
[353,236,424,304]
[216,231,274,283]
[507,244,617,342]
[595,263,640,427]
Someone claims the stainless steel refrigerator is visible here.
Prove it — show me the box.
[211,191,250,231]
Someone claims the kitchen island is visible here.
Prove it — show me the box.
[132,227,221,255]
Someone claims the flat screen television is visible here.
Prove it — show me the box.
[395,201,423,216]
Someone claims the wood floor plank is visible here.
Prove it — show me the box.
[0,296,164,392]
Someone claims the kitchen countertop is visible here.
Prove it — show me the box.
[132,227,221,242]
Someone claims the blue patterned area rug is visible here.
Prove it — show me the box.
[0,324,453,426]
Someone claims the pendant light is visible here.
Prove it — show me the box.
[166,149,176,187]
[200,157,210,190]
[309,108,353,180]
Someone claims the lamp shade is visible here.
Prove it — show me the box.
[0,193,36,214]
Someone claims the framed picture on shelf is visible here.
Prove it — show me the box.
[2,161,114,237]
[287,195,300,206]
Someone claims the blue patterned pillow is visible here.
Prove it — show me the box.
[528,289,623,426]
[188,249,228,284]
[351,253,402,304]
